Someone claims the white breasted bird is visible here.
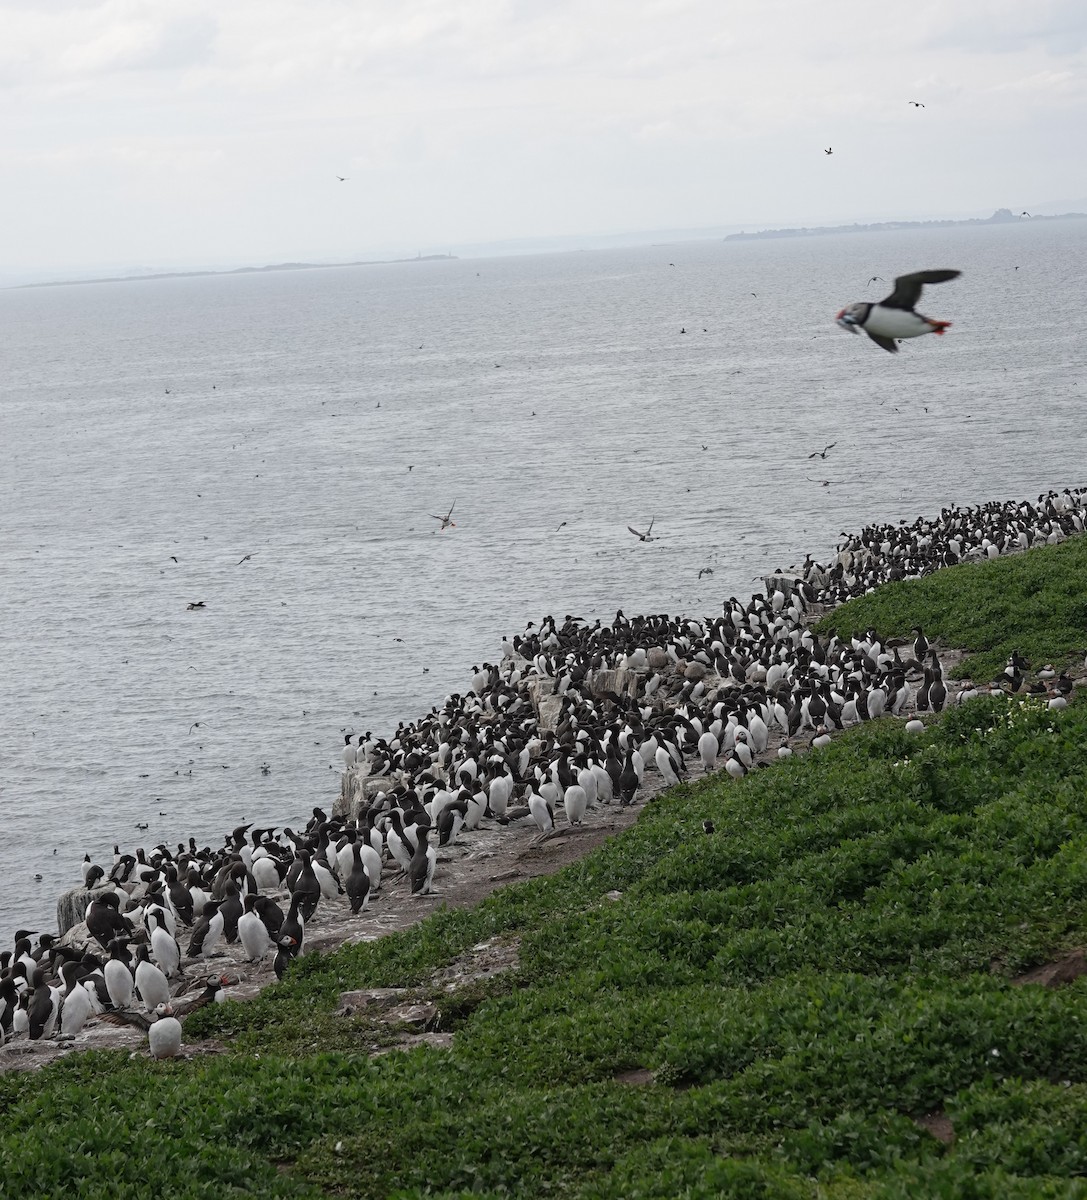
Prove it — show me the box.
[837,269,960,353]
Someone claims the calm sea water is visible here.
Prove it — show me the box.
[2,219,1085,945]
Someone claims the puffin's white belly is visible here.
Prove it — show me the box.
[865,307,934,339]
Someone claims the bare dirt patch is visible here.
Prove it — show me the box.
[1012,949,1087,989]
[914,1111,956,1145]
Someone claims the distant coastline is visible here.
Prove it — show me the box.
[15,253,458,290]
[725,208,1086,242]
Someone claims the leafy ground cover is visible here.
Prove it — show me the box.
[4,544,1087,1199]
[815,533,1087,681]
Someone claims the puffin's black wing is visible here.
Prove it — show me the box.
[100,1009,154,1031]
[880,269,960,311]
[173,978,223,1018]
[865,332,899,354]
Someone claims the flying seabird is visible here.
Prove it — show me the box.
[824,147,833,155]
[808,442,837,460]
[236,554,253,565]
[430,500,457,531]
[836,269,961,353]
[908,101,924,107]
[628,519,657,543]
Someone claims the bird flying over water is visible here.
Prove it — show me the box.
[824,147,833,155]
[908,101,924,107]
[430,500,457,530]
[836,269,961,354]
[808,442,837,459]
[628,519,657,542]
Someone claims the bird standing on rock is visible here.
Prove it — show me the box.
[186,900,224,959]
[104,939,135,1010]
[238,894,274,962]
[286,849,323,921]
[408,826,437,895]
[837,269,960,353]
[345,843,371,913]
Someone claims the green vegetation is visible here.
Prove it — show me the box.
[815,534,1087,681]
[4,542,1087,1198]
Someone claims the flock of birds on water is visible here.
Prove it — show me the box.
[3,487,1085,1059]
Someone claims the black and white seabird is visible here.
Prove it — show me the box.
[101,979,225,1057]
[627,519,657,543]
[836,269,961,353]
[430,500,457,530]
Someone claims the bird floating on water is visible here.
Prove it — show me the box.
[836,269,961,354]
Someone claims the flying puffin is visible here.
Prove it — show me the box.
[836,269,960,353]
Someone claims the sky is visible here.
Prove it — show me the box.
[2,0,1086,278]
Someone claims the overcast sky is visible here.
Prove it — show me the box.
[3,0,1086,276]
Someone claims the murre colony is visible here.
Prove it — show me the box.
[3,488,1084,1058]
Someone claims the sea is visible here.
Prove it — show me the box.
[2,218,1086,948]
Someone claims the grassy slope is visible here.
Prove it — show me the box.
[4,542,1087,1198]
[814,533,1087,681]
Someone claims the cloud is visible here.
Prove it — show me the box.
[923,0,1087,54]
[0,1,216,85]
[26,137,226,173]
[0,0,1085,271]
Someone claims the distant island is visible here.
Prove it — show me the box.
[17,253,457,290]
[725,208,1086,242]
